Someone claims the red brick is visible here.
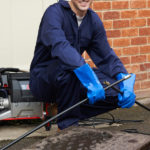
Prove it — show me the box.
[114,48,122,56]
[84,52,90,60]
[131,37,147,45]
[130,19,146,27]
[136,73,147,81]
[121,10,137,18]
[103,21,113,29]
[148,71,150,79]
[134,81,140,91]
[141,80,150,89]
[149,37,150,44]
[130,65,140,73]
[140,63,150,71]
[130,0,146,9]
[123,47,139,55]
[140,45,150,54]
[106,30,121,38]
[120,56,130,64]
[113,20,129,28]
[93,1,111,10]
[148,54,150,61]
[103,11,120,20]
[148,18,150,26]
[131,55,147,63]
[112,1,129,9]
[138,10,150,17]
[121,28,138,37]
[149,0,150,8]
[125,64,140,73]
[113,38,130,47]
[139,28,150,36]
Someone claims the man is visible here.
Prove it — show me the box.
[30,0,136,130]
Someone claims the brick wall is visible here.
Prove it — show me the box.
[83,0,150,98]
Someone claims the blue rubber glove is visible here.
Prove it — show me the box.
[116,73,136,108]
[74,64,105,104]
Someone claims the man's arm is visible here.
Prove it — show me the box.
[40,4,85,69]
[87,13,136,108]
[87,14,127,77]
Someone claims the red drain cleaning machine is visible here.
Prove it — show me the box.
[0,68,45,121]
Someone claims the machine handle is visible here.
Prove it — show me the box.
[0,68,28,73]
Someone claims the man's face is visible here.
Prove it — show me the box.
[70,0,93,15]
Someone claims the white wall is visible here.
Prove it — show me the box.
[0,0,57,71]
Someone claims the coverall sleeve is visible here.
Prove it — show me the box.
[87,15,128,77]
[40,5,85,69]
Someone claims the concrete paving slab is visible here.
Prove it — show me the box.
[23,127,150,150]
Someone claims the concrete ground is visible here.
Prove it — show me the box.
[1,98,150,150]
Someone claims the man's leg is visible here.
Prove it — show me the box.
[55,69,82,130]
[30,59,82,130]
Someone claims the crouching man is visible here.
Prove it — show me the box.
[29,0,136,130]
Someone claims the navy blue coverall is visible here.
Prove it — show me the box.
[30,0,128,129]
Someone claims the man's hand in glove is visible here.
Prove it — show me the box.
[74,64,105,104]
[116,73,136,108]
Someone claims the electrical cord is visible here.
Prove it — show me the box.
[79,112,143,128]
[121,129,150,136]
[79,113,150,136]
